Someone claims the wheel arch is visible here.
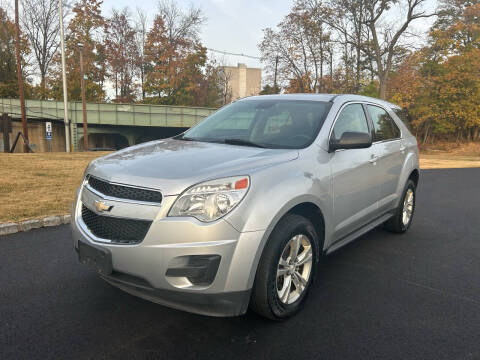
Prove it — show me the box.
[394,150,420,206]
[245,198,328,290]
[286,202,326,254]
[409,168,420,188]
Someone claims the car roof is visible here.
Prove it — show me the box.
[240,93,401,110]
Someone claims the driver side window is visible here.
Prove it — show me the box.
[332,104,369,142]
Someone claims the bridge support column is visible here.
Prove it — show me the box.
[125,134,136,147]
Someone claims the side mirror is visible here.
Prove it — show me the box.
[329,131,372,152]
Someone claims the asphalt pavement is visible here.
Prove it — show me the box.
[1,168,479,360]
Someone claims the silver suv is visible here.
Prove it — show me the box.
[72,94,419,319]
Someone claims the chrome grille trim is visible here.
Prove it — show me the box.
[85,175,162,206]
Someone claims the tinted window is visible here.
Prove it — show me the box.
[367,105,400,141]
[182,100,331,149]
[331,104,369,142]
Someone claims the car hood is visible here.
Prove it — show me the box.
[87,138,299,195]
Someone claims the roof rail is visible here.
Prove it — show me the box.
[329,94,342,102]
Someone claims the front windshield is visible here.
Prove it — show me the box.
[180,99,332,149]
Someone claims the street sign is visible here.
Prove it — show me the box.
[45,122,52,140]
[45,121,52,149]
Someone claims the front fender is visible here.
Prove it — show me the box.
[223,152,332,289]
[394,141,420,207]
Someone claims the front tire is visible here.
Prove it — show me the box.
[384,179,416,233]
[250,214,319,320]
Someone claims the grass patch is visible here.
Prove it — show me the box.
[0,152,109,223]
[0,144,479,223]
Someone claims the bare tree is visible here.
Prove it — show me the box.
[321,0,370,91]
[218,67,232,105]
[363,0,436,99]
[20,0,70,98]
[259,2,331,93]
[157,0,205,47]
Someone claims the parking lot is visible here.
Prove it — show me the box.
[1,168,479,360]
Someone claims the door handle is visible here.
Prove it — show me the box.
[369,155,379,164]
[400,145,406,152]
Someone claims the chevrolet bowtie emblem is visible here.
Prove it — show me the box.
[94,200,113,212]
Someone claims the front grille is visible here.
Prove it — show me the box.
[81,205,151,244]
[88,176,162,203]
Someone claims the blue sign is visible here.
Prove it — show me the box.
[46,131,52,140]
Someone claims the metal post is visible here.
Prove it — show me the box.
[59,0,70,152]
[14,0,29,153]
[2,113,11,152]
[79,45,88,151]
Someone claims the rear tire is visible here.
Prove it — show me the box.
[384,179,416,233]
[250,214,319,320]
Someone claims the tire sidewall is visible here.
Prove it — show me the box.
[266,216,319,319]
[399,180,416,231]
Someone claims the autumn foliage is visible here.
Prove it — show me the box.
[260,0,480,143]
[388,0,480,142]
[1,0,479,143]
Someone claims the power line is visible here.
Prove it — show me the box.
[207,48,261,60]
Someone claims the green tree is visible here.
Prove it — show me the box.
[260,84,281,95]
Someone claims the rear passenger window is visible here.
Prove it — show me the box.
[367,105,400,141]
[331,104,369,142]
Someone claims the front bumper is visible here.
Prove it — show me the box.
[71,184,265,317]
[101,272,251,317]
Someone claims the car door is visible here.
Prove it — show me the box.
[329,103,382,242]
[365,104,406,213]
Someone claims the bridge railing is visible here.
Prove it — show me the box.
[0,98,217,128]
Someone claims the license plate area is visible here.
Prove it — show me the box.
[78,240,112,275]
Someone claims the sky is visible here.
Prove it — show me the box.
[101,0,295,69]
[101,0,438,71]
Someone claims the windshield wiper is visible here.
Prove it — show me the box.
[175,134,195,141]
[223,138,265,148]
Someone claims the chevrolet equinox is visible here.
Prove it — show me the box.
[72,94,419,319]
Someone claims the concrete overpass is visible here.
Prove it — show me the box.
[0,98,216,151]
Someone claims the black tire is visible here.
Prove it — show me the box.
[384,179,416,233]
[250,214,319,320]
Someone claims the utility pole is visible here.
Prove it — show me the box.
[78,44,88,151]
[59,0,70,152]
[273,55,279,94]
[14,0,29,153]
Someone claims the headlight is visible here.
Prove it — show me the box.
[168,176,250,222]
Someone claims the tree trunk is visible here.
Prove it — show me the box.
[319,48,323,93]
[379,72,388,100]
[40,73,46,100]
[422,123,430,145]
[474,128,480,141]
[356,44,361,92]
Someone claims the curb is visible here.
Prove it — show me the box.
[0,215,71,236]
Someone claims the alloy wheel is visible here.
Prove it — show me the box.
[276,234,313,304]
[402,188,414,226]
